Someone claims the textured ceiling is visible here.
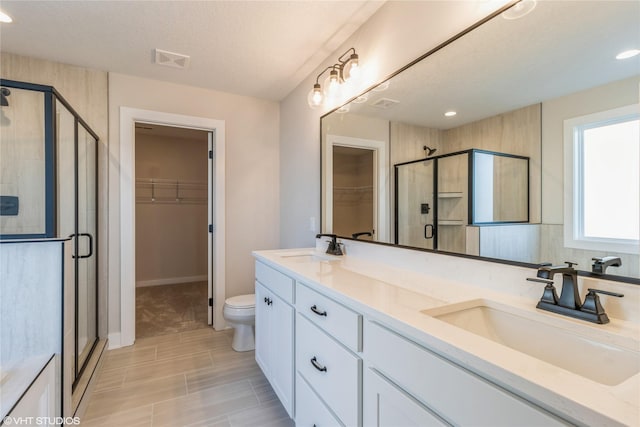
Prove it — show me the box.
[0,1,385,101]
[343,0,640,129]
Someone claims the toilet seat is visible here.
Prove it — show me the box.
[225,294,255,309]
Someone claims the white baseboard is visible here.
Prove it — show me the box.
[107,332,121,349]
[136,275,207,288]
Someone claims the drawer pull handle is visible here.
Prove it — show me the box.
[310,305,327,317]
[310,356,327,372]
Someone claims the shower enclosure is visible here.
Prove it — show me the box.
[0,79,99,391]
[395,149,529,253]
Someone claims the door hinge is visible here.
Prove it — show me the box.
[208,298,213,307]
[209,150,213,159]
[209,224,214,233]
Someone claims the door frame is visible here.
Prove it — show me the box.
[119,107,226,348]
[323,135,389,242]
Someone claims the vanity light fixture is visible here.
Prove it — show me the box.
[616,49,640,60]
[0,10,13,23]
[307,47,360,109]
[444,111,457,117]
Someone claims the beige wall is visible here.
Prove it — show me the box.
[280,1,509,247]
[108,73,280,336]
[135,133,208,285]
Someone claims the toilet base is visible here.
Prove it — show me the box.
[231,323,255,352]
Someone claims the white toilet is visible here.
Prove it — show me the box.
[223,294,256,352]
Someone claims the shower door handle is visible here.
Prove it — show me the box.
[77,233,94,258]
[424,224,434,239]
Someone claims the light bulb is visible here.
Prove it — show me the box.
[0,10,12,23]
[616,49,640,60]
[343,53,360,82]
[323,69,342,101]
[307,83,324,108]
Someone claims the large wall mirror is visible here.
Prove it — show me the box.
[321,1,639,281]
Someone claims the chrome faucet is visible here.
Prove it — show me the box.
[315,233,344,256]
[527,262,624,324]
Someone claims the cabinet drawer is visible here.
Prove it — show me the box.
[296,373,342,427]
[255,261,294,304]
[297,283,361,352]
[296,314,361,426]
[364,321,567,426]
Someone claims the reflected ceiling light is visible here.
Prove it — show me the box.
[501,0,536,20]
[372,80,390,92]
[352,93,369,104]
[307,47,361,109]
[0,10,12,23]
[444,111,457,117]
[616,49,640,60]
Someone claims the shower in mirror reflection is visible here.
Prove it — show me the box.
[0,87,10,126]
[423,146,437,157]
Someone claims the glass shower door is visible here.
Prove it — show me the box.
[395,159,436,249]
[76,124,97,375]
[57,99,98,387]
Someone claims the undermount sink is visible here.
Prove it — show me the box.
[276,251,338,262]
[422,299,640,386]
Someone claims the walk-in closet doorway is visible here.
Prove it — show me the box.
[118,107,226,348]
[134,124,211,338]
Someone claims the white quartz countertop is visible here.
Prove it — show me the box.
[253,248,640,427]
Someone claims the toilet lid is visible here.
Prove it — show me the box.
[225,294,255,308]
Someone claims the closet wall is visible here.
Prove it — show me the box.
[332,147,374,238]
[135,130,208,287]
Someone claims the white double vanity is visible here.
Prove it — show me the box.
[253,238,639,426]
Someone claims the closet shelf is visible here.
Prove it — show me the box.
[136,178,207,205]
[438,192,464,199]
[438,219,465,226]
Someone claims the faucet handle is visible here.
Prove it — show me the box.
[526,277,558,304]
[564,261,578,268]
[581,289,624,324]
[526,277,554,285]
[586,288,624,298]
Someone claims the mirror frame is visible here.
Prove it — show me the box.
[319,2,640,285]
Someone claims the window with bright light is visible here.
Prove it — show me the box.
[564,105,639,254]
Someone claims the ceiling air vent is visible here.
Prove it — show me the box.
[370,98,400,109]
[154,48,191,69]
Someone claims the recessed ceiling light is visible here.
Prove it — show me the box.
[0,10,13,23]
[444,111,457,117]
[616,49,640,60]
[501,0,536,20]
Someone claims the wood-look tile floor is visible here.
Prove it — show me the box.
[81,328,294,427]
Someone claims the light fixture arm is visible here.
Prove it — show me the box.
[338,47,357,65]
[315,66,334,85]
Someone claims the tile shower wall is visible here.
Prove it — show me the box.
[0,239,67,418]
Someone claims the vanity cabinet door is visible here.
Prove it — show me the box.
[254,280,294,417]
[363,368,449,427]
[6,358,58,424]
[255,281,270,378]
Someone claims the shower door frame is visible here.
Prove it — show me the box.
[0,79,101,396]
